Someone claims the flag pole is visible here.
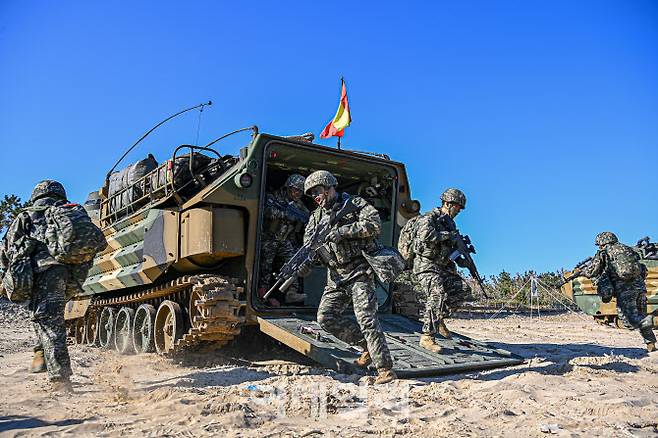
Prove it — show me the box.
[337,137,341,150]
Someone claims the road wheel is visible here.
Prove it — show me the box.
[85,310,99,346]
[115,307,136,354]
[188,288,203,328]
[74,318,85,344]
[99,307,116,349]
[133,304,157,354]
[154,300,183,354]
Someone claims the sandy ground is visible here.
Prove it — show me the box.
[1,301,657,437]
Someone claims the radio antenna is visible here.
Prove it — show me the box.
[106,100,212,179]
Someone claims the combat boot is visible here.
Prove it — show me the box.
[374,368,397,384]
[30,350,46,374]
[50,378,73,393]
[419,334,442,353]
[647,342,656,353]
[355,350,371,368]
[438,320,452,339]
[639,315,655,330]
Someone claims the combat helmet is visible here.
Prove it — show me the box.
[30,180,67,202]
[595,231,618,246]
[285,174,306,192]
[441,188,466,209]
[304,170,338,195]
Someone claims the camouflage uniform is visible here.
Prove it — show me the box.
[305,191,393,371]
[0,240,7,285]
[584,233,656,346]
[412,208,471,335]
[7,181,73,381]
[259,175,309,303]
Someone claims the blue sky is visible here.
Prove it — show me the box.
[1,1,657,276]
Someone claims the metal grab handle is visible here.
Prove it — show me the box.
[170,144,222,205]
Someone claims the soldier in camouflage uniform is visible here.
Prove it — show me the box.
[258,174,310,306]
[302,170,396,384]
[583,232,656,352]
[5,181,73,390]
[413,188,472,353]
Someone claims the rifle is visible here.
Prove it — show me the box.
[263,197,358,300]
[636,236,658,260]
[559,256,593,286]
[448,234,489,299]
[265,196,310,224]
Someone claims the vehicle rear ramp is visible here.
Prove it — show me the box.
[258,314,523,378]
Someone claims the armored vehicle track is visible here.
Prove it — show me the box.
[69,275,246,355]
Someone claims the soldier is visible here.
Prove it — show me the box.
[413,188,472,353]
[258,174,310,306]
[583,232,656,352]
[302,170,396,384]
[5,180,73,390]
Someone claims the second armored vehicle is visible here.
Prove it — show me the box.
[561,238,658,328]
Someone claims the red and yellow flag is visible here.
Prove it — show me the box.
[320,79,351,139]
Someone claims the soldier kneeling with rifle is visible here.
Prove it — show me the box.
[265,170,396,384]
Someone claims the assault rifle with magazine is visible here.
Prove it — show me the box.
[636,236,658,260]
[560,256,593,285]
[263,197,358,299]
[448,233,489,298]
[265,196,310,223]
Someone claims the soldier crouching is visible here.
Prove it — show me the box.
[583,232,656,352]
[302,170,396,384]
[413,188,472,353]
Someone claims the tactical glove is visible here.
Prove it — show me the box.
[325,229,343,244]
[455,256,468,268]
[298,262,313,277]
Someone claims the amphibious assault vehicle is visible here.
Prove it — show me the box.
[65,124,522,377]
[561,238,658,328]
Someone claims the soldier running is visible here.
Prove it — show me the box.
[301,170,396,384]
[582,232,656,352]
[4,181,74,391]
[258,174,310,306]
[413,188,472,353]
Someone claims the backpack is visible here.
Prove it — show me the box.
[398,214,422,264]
[2,256,33,302]
[42,203,107,264]
[607,244,642,280]
[1,215,37,302]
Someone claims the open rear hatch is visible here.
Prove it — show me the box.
[259,314,523,378]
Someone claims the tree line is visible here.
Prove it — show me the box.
[393,267,571,309]
[0,194,28,236]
